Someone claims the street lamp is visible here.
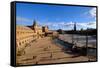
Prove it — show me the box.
[86,28,89,61]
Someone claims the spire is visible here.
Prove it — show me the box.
[33,20,37,26]
[74,22,76,31]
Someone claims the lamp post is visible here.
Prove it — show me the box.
[72,22,76,44]
[72,33,74,44]
[86,28,89,61]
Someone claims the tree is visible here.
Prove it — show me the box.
[57,29,63,34]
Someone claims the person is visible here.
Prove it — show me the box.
[33,56,36,59]
[50,53,52,58]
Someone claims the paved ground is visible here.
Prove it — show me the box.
[16,37,90,65]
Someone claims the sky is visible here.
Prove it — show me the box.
[16,3,96,30]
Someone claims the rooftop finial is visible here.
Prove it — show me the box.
[33,20,37,26]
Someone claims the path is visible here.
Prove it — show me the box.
[16,37,89,65]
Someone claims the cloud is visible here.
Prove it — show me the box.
[87,21,96,28]
[17,16,32,22]
[89,8,96,18]
[16,16,96,30]
[16,16,33,26]
[38,21,96,30]
[84,8,96,20]
[74,22,96,29]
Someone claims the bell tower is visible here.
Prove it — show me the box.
[33,20,37,27]
[32,20,38,32]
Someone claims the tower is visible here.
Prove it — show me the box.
[33,20,37,27]
[32,20,38,32]
[42,26,48,32]
[74,22,76,31]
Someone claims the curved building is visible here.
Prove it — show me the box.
[16,20,48,55]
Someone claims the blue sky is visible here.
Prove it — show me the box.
[16,3,96,30]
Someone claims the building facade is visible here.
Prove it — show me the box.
[16,20,48,55]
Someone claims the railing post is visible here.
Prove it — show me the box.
[86,30,89,60]
[72,34,73,43]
